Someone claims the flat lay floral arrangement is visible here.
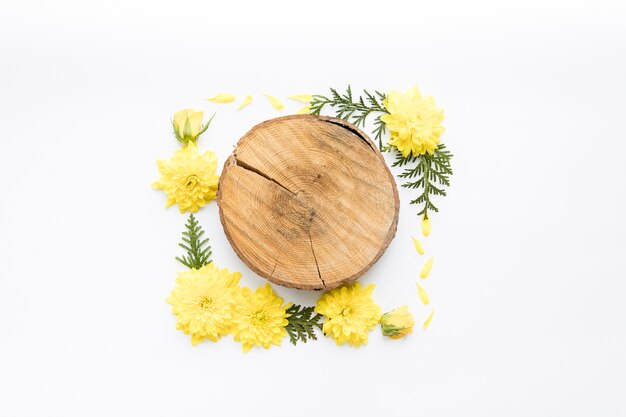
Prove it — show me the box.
[152,86,453,351]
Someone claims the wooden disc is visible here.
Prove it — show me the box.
[217,115,399,290]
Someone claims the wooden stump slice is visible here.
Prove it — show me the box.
[217,115,399,290]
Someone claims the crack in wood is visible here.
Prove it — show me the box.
[323,119,376,152]
[233,157,297,195]
[308,231,326,289]
[269,254,280,279]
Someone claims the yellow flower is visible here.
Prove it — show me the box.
[315,283,381,347]
[231,283,292,352]
[381,305,414,339]
[152,141,219,213]
[171,109,212,143]
[381,86,445,157]
[165,263,242,345]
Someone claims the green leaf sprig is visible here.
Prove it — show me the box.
[176,213,212,269]
[392,144,454,217]
[285,304,323,345]
[310,85,388,149]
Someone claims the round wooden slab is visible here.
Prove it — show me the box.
[217,115,399,290]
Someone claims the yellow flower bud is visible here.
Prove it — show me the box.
[421,214,431,237]
[171,109,213,143]
[420,256,434,279]
[380,305,414,339]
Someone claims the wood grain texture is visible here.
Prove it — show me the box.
[217,115,399,290]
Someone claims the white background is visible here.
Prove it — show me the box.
[1,0,625,415]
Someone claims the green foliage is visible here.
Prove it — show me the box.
[312,85,455,217]
[175,213,212,269]
[285,304,323,345]
[392,144,454,216]
[310,86,388,149]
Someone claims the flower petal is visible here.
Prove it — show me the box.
[264,94,284,110]
[237,95,253,110]
[289,94,313,103]
[423,309,435,329]
[191,334,206,346]
[421,216,431,237]
[411,236,425,255]
[296,105,311,114]
[416,283,430,305]
[420,256,434,279]
[207,93,236,103]
[188,110,204,136]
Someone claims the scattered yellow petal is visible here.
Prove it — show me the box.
[296,105,311,114]
[207,93,236,103]
[237,95,253,110]
[416,284,430,305]
[264,94,284,110]
[411,236,425,255]
[420,256,434,279]
[423,309,435,329]
[422,215,431,237]
[289,94,313,103]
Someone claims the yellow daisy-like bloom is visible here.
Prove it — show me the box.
[152,140,219,213]
[231,283,292,352]
[381,85,445,157]
[165,263,242,346]
[315,283,381,347]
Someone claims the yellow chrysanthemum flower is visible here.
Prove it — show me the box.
[231,283,292,352]
[152,141,219,213]
[381,85,445,157]
[315,283,381,347]
[166,263,242,345]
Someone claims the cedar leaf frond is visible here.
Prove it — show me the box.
[175,213,212,269]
